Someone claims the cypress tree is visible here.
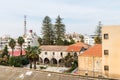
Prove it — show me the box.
[94,21,102,44]
[54,15,65,45]
[42,16,54,45]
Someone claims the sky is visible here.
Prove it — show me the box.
[0,0,120,38]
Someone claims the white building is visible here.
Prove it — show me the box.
[65,32,82,42]
[84,34,95,46]
[23,30,39,49]
[8,30,39,56]
[0,35,11,50]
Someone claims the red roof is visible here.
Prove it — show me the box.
[79,44,102,57]
[9,50,26,56]
[71,42,89,48]
[67,46,83,52]
[67,42,89,52]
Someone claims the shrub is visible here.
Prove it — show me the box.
[21,56,29,65]
[9,56,15,66]
[8,56,21,67]
[40,66,47,69]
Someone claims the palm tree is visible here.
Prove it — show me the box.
[26,46,40,69]
[17,36,25,57]
[9,38,16,56]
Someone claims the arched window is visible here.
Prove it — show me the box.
[60,52,63,56]
[44,58,50,64]
[53,52,55,55]
[45,52,47,55]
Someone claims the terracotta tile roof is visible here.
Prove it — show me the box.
[40,45,68,51]
[71,42,89,49]
[9,49,26,56]
[67,42,89,52]
[67,46,83,52]
[79,44,102,57]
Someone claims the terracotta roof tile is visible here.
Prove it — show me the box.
[67,46,83,52]
[71,42,89,48]
[79,44,102,57]
[67,42,89,52]
[40,45,68,51]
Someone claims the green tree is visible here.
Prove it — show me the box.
[64,39,70,45]
[38,37,42,46]
[42,16,54,45]
[17,36,25,57]
[2,45,9,59]
[80,35,84,43]
[0,45,9,65]
[94,36,102,44]
[9,38,16,56]
[95,21,102,37]
[94,21,102,44]
[69,39,75,44]
[26,46,41,69]
[54,15,65,45]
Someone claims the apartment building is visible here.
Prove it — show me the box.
[102,25,120,78]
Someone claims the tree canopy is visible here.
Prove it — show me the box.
[41,16,54,45]
[9,38,16,56]
[54,15,65,45]
[94,21,102,44]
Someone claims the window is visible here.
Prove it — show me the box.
[104,34,109,39]
[60,52,63,56]
[104,50,109,55]
[45,52,47,55]
[53,52,55,55]
[104,65,109,71]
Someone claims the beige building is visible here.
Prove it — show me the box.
[78,44,102,77]
[102,25,120,78]
[39,45,68,66]
[39,42,89,66]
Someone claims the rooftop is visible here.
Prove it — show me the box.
[79,44,102,57]
[67,42,89,52]
[9,49,26,56]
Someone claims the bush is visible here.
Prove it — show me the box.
[0,61,9,66]
[21,56,29,65]
[14,56,22,67]
[9,56,15,66]
[9,56,29,67]
[40,66,47,69]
